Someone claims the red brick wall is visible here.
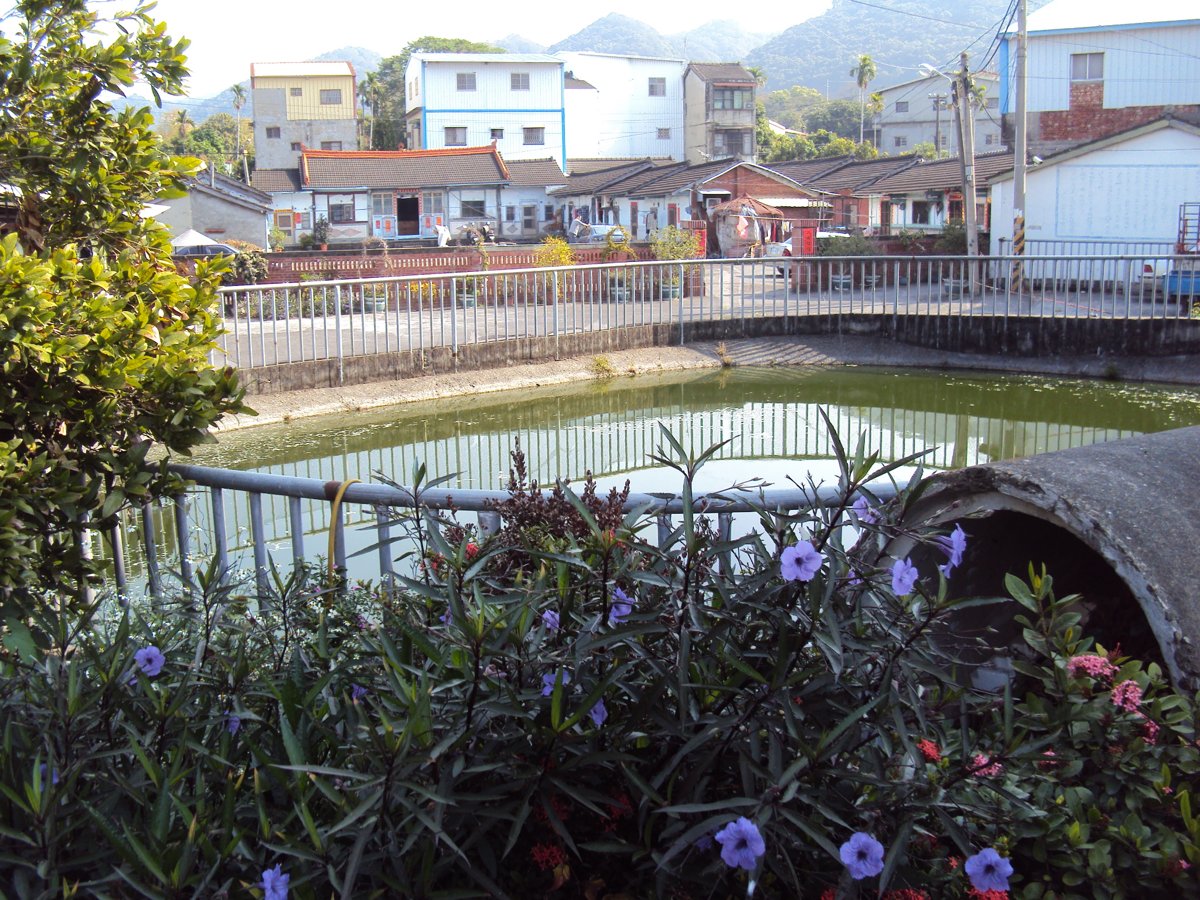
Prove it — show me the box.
[1039,97,1200,143]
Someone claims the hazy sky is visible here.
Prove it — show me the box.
[117,0,834,98]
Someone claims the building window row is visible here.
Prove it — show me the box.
[319,89,342,105]
[446,126,545,145]
[648,77,666,97]
[457,72,476,91]
[511,72,529,91]
[657,127,671,140]
[328,194,355,224]
[895,100,909,112]
[461,198,487,218]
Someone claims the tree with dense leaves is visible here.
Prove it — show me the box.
[0,0,247,609]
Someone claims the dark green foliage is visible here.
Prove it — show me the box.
[1,432,1195,896]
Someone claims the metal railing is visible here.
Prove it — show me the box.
[94,465,899,600]
[216,253,1200,374]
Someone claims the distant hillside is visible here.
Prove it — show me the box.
[668,20,773,63]
[747,0,1049,94]
[315,46,382,77]
[495,33,548,54]
[549,14,679,57]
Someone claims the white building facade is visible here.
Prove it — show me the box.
[999,2,1200,147]
[875,72,1002,155]
[405,53,567,169]
[558,52,687,162]
[988,119,1200,251]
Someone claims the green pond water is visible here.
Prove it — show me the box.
[191,365,1200,492]
[156,365,1200,588]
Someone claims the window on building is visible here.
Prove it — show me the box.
[289,87,302,97]
[294,210,311,231]
[1070,52,1103,82]
[319,89,342,105]
[320,141,343,151]
[895,100,909,112]
[445,126,467,146]
[266,127,281,139]
[457,72,477,91]
[523,127,545,145]
[939,135,947,147]
[273,209,294,236]
[328,194,355,224]
[371,193,393,216]
[657,127,671,140]
[893,135,907,148]
[911,201,932,225]
[986,97,999,109]
[648,77,666,97]
[511,72,530,90]
[491,128,504,140]
[985,133,997,146]
[290,142,302,151]
[461,198,486,218]
[505,205,516,221]
[424,192,444,215]
[713,88,752,110]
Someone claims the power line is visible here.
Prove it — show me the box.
[844,0,982,29]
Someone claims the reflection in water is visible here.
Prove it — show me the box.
[118,367,1200,590]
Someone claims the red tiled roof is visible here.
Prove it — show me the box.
[869,151,1015,194]
[300,145,511,189]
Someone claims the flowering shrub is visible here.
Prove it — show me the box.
[0,431,1197,897]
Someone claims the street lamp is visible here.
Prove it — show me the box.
[920,59,980,291]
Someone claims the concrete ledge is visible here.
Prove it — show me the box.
[905,427,1200,686]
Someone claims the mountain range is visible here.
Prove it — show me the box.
[126,0,1039,123]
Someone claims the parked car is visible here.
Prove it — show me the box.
[172,242,238,259]
[764,232,843,273]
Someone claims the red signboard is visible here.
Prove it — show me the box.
[799,226,817,256]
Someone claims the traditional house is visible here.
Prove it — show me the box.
[797,156,922,233]
[498,158,567,240]
[865,151,1015,233]
[155,170,273,248]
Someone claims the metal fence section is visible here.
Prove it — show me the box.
[216,253,1200,373]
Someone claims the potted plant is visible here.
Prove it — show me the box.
[650,225,701,299]
[818,233,880,291]
[312,215,330,251]
[601,225,637,301]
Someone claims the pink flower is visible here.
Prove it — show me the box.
[1111,679,1143,712]
[1066,654,1117,679]
[1138,713,1160,745]
[971,754,1004,777]
[1038,749,1058,771]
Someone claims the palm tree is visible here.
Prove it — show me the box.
[849,54,877,145]
[174,108,193,139]
[747,65,767,89]
[231,83,246,176]
[359,72,380,149]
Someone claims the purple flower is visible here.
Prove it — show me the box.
[351,684,368,702]
[134,645,165,678]
[438,609,450,625]
[965,848,1013,893]
[851,495,878,525]
[542,609,560,631]
[542,670,570,697]
[226,714,242,735]
[589,698,608,727]
[780,541,822,582]
[39,763,60,786]
[609,587,633,625]
[840,831,885,880]
[260,863,289,900]
[890,557,919,595]
[714,817,765,871]
[934,524,968,575]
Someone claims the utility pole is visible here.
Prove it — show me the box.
[1012,0,1028,288]
[929,92,948,156]
[953,51,980,292]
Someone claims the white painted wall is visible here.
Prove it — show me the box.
[989,124,1200,250]
[876,73,1002,154]
[1009,22,1200,112]
[556,53,686,160]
